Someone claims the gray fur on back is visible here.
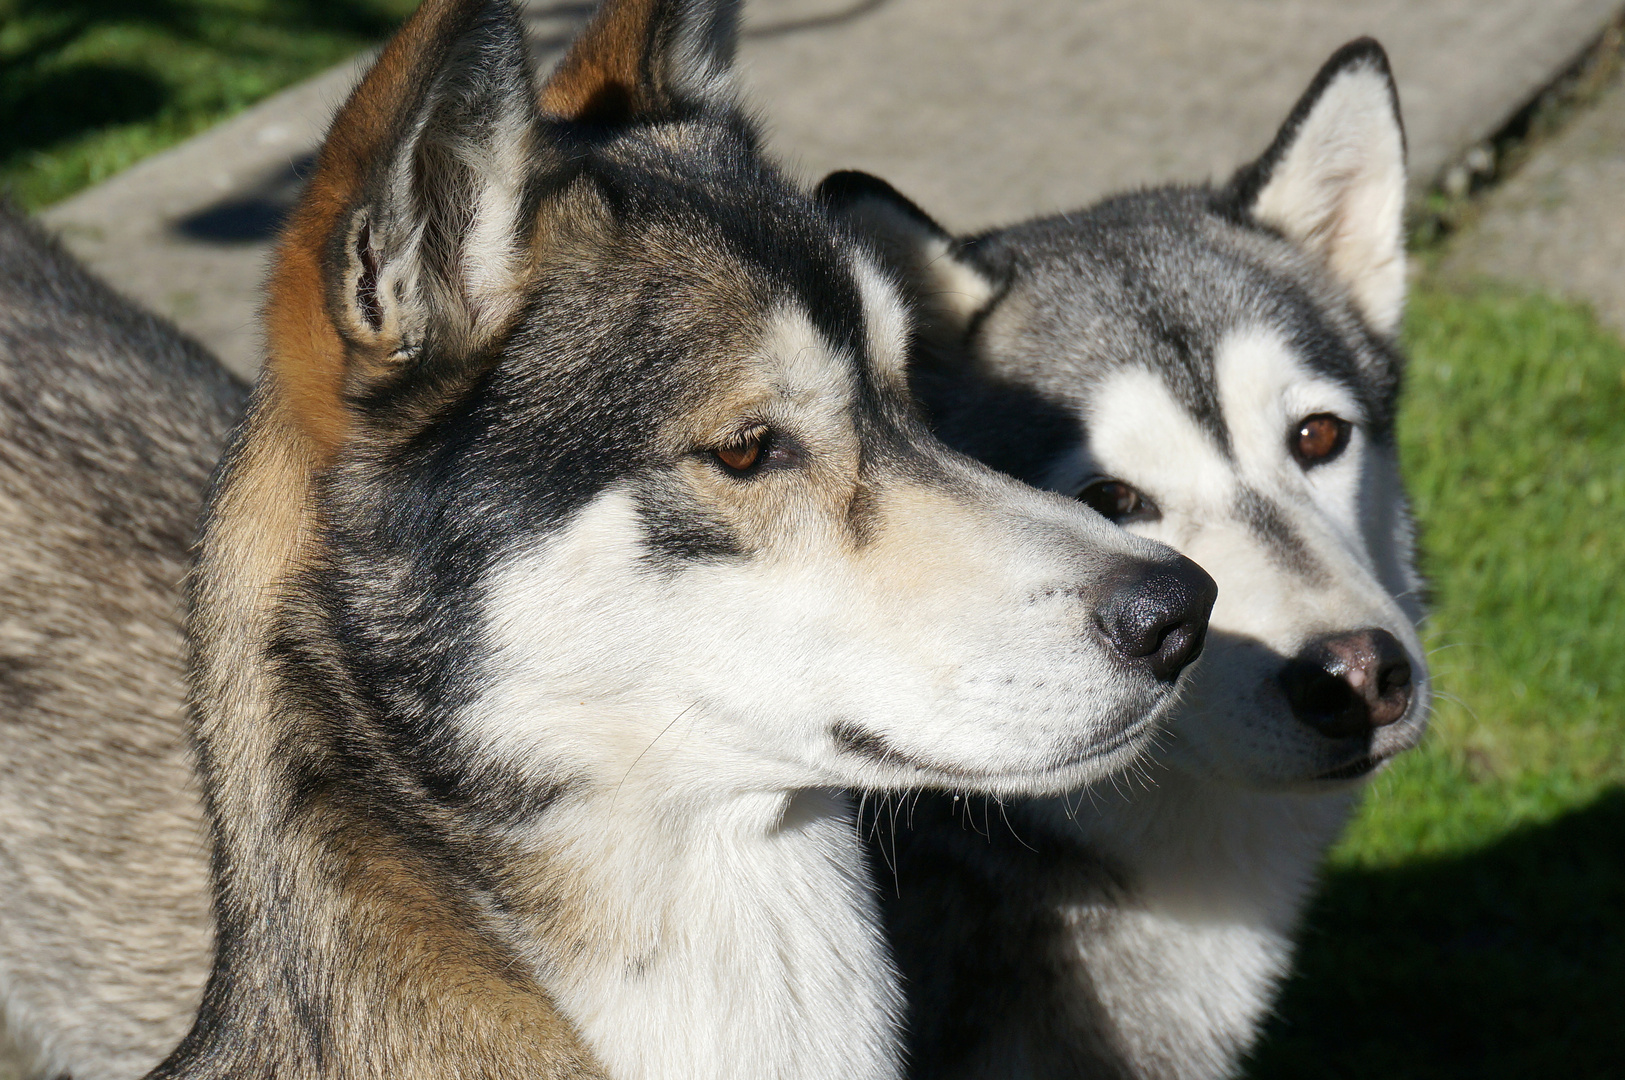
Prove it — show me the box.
[0,204,244,1080]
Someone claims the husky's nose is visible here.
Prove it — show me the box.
[1280,629,1413,738]
[1096,557,1217,682]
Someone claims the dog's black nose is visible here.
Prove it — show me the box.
[1280,628,1413,738]
[1097,557,1217,682]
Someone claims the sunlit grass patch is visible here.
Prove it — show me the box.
[0,0,417,209]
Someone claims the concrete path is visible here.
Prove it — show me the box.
[39,0,1624,379]
[1441,65,1625,332]
[743,0,1615,227]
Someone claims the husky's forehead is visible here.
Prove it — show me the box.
[327,139,915,576]
[972,187,1401,453]
[574,125,892,365]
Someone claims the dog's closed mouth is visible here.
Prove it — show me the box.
[831,713,1156,788]
[1313,755,1383,781]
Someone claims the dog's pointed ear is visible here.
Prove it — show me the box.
[816,170,998,345]
[540,0,741,121]
[1224,38,1407,337]
[265,0,745,457]
[265,0,542,453]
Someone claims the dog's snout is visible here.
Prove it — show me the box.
[1096,557,1217,682]
[1280,628,1413,738]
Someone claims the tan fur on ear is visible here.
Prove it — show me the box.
[539,0,661,121]
[540,0,736,122]
[262,0,480,460]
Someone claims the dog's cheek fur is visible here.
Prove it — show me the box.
[464,479,1169,801]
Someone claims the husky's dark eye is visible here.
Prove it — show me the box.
[716,437,762,473]
[1291,414,1352,467]
[1078,479,1159,524]
[714,426,797,476]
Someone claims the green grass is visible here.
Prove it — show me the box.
[1245,284,1625,1079]
[0,0,418,210]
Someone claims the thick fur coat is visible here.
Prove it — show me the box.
[0,206,244,1080]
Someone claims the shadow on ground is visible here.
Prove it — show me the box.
[175,154,313,244]
[1245,788,1625,1079]
[0,63,168,165]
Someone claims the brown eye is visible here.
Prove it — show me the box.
[1079,479,1159,524]
[714,427,768,474]
[1291,414,1352,467]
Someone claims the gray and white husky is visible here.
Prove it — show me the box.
[821,38,1430,1080]
[0,0,1215,1077]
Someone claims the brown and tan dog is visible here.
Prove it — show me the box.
[2,1,1213,1078]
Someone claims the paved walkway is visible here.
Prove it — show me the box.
[38,0,1624,378]
[1441,64,1625,332]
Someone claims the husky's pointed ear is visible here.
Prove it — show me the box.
[540,0,741,122]
[265,0,541,454]
[817,170,998,342]
[1225,38,1407,336]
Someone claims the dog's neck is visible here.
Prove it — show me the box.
[1036,766,1355,925]
[1023,768,1357,1079]
[505,784,901,1080]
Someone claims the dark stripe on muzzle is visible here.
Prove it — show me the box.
[1234,486,1323,581]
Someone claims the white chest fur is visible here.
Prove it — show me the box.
[1037,774,1356,1079]
[1062,901,1293,1078]
[529,789,901,1080]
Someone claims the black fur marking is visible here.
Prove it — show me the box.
[831,720,914,768]
[637,484,744,565]
[816,169,947,239]
[0,655,41,715]
[1139,304,1230,457]
[831,720,981,780]
[1234,486,1322,580]
[845,479,882,547]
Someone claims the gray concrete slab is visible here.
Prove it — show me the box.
[743,0,1620,229]
[37,0,1624,378]
[1440,68,1625,332]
